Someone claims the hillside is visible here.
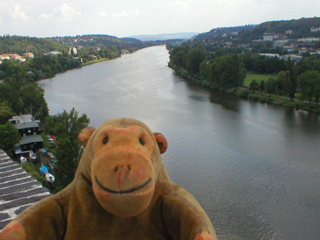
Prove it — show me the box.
[48,34,142,47]
[195,17,320,42]
[240,17,320,41]
[0,35,68,56]
[195,25,255,41]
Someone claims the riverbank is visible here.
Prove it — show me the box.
[172,70,320,114]
[81,57,119,66]
[230,88,320,113]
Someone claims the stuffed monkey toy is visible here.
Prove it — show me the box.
[0,118,217,240]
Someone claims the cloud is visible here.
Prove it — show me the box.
[171,1,188,7]
[38,12,51,20]
[54,3,82,21]
[11,4,30,22]
[112,8,140,18]
[98,11,107,17]
[38,3,82,21]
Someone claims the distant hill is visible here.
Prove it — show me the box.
[0,34,145,56]
[239,17,320,40]
[195,25,256,41]
[0,35,68,56]
[49,34,142,47]
[194,17,320,42]
[129,32,198,41]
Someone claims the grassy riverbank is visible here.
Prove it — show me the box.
[244,73,274,86]
[81,57,113,66]
[175,70,320,113]
[230,88,320,113]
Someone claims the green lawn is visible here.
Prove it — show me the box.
[244,73,273,86]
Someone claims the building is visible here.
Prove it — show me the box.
[9,115,44,155]
[46,51,62,56]
[259,53,280,58]
[263,33,277,41]
[282,54,303,62]
[311,27,320,32]
[23,53,34,59]
[0,149,51,230]
[68,47,78,55]
[285,30,294,35]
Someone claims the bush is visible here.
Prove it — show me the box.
[259,93,269,103]
[236,89,250,98]
[248,93,259,101]
[20,162,45,183]
[226,88,236,94]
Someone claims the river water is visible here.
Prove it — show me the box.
[39,46,320,240]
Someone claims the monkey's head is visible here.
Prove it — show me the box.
[77,118,168,217]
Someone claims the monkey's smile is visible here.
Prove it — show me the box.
[95,176,152,194]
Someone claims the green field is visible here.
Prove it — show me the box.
[244,73,273,86]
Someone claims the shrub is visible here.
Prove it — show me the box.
[226,88,236,94]
[20,162,45,183]
[236,89,250,98]
[248,94,259,101]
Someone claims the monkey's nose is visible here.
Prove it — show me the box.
[114,165,131,173]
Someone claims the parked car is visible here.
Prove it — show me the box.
[29,150,37,162]
[48,152,55,159]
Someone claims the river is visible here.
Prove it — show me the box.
[39,46,320,240]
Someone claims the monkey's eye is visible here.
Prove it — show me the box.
[139,137,145,146]
[103,136,109,144]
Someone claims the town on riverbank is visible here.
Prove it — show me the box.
[167,17,320,113]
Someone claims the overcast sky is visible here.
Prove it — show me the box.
[0,0,319,38]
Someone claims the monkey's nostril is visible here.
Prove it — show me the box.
[128,165,131,171]
[115,166,119,173]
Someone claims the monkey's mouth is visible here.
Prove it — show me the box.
[95,176,152,194]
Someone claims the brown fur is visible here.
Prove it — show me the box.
[0,118,217,240]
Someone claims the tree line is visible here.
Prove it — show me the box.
[168,46,246,90]
[168,44,320,109]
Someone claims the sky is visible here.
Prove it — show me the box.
[0,0,319,38]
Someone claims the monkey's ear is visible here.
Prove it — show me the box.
[153,132,168,154]
[78,127,96,147]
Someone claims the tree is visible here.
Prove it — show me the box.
[249,80,259,93]
[260,80,265,92]
[284,58,297,101]
[185,48,207,75]
[298,70,320,104]
[0,122,20,156]
[45,108,90,191]
[169,46,189,68]
[19,83,49,121]
[207,53,246,89]
[0,102,16,124]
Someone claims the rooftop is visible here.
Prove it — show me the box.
[0,149,51,230]
[19,135,44,145]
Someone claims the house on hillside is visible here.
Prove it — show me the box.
[259,53,280,58]
[285,30,294,35]
[68,47,78,55]
[263,33,277,41]
[0,54,26,63]
[23,53,34,59]
[311,27,320,32]
[46,51,62,56]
